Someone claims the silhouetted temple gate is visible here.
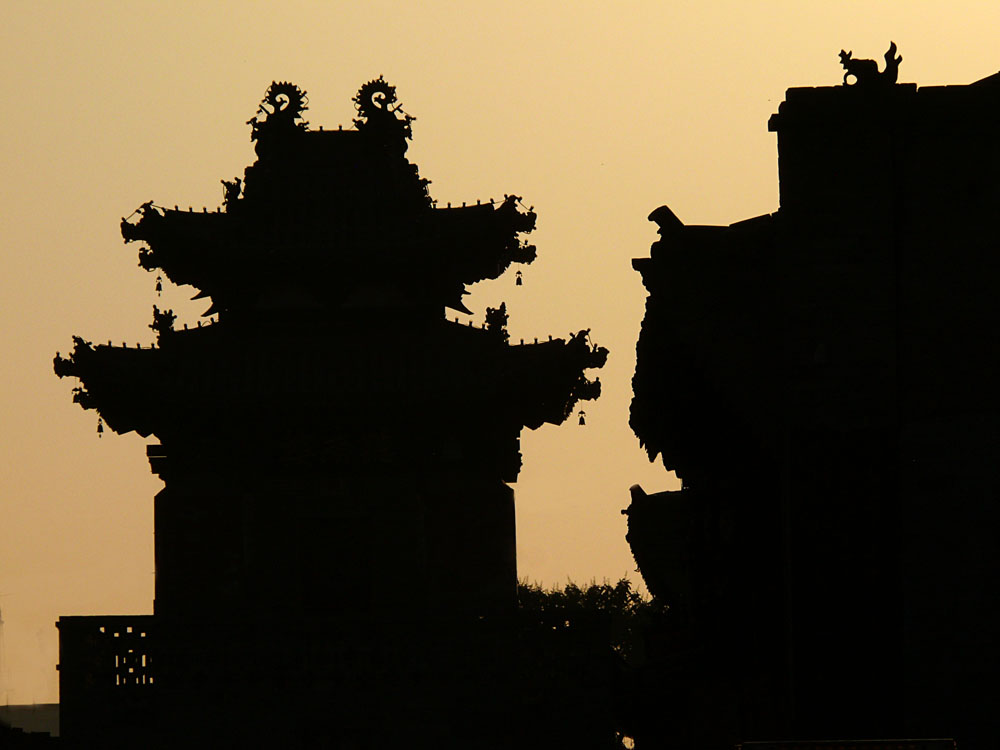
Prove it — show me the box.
[55,79,606,749]
[626,47,998,749]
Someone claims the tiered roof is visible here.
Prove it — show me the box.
[120,78,538,318]
[55,79,606,478]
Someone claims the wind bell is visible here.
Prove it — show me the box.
[155,275,163,297]
[97,417,104,438]
[578,410,586,426]
[515,270,523,287]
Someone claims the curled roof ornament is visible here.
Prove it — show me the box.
[353,76,414,139]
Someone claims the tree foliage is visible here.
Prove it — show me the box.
[513,578,659,748]
[517,577,661,666]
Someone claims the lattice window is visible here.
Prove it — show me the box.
[113,644,153,687]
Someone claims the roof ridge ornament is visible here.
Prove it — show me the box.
[353,76,415,140]
[248,81,309,141]
[839,41,902,87]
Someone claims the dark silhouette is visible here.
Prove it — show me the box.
[626,47,997,748]
[0,704,60,746]
[840,41,902,86]
[54,79,607,749]
[516,579,659,749]
[147,305,175,339]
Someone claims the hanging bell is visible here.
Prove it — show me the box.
[578,410,586,426]
[97,417,104,438]
[155,275,163,296]
[515,270,523,287]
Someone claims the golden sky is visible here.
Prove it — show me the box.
[2,0,998,704]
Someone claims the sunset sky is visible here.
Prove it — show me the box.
[3,1,999,704]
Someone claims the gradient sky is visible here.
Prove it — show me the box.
[2,0,998,704]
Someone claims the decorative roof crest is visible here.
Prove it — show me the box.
[248,81,309,140]
[353,76,415,139]
[839,41,902,87]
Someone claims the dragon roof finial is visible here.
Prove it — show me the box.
[839,42,902,88]
[353,76,414,140]
[248,81,309,141]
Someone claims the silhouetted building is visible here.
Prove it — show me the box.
[0,704,60,746]
[55,79,606,749]
[56,617,153,746]
[626,48,998,749]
